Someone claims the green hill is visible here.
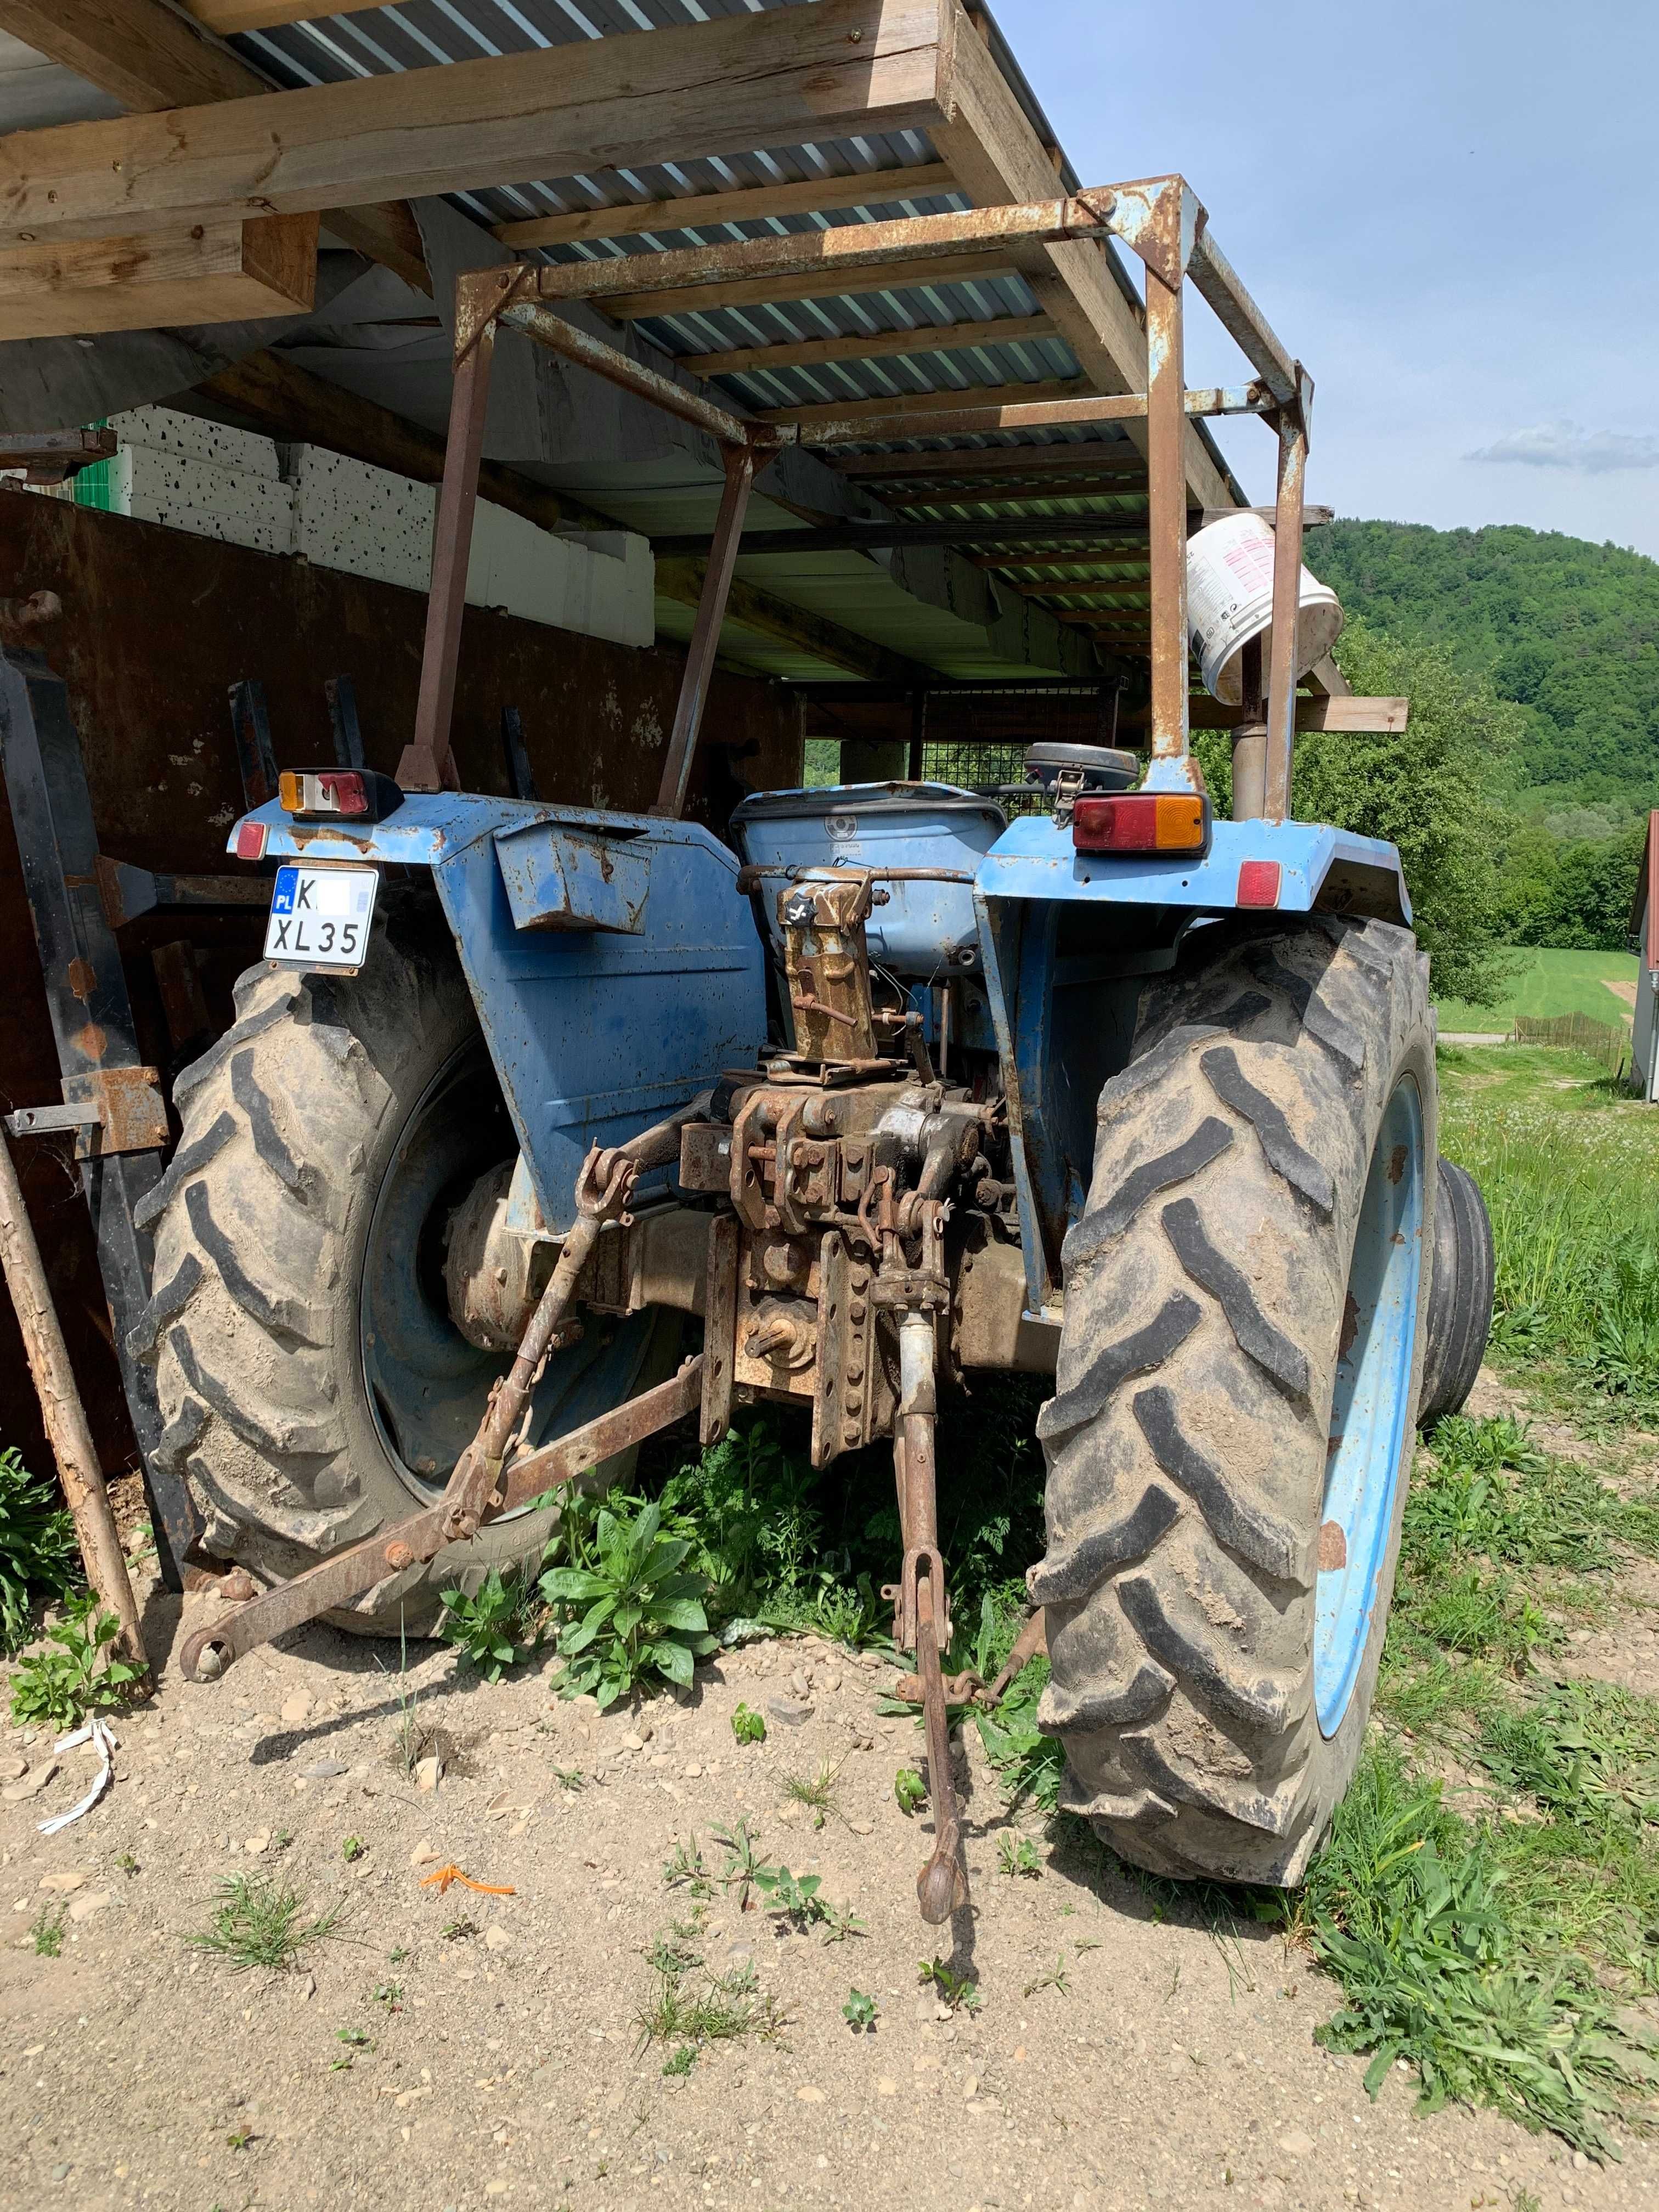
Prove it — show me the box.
[1302,520,1659,815]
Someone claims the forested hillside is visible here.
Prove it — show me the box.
[1290,520,1656,969]
[1302,520,1659,812]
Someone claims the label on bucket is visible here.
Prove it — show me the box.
[1186,512,1342,707]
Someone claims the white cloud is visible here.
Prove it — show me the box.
[1468,420,1659,473]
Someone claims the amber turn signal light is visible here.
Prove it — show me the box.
[1071,792,1209,856]
[277,769,403,823]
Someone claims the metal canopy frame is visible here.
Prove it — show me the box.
[397,177,1311,823]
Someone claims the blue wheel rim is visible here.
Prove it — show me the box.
[360,1036,656,1513]
[1314,1074,1425,1736]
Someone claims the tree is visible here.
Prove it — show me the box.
[1289,619,1526,1005]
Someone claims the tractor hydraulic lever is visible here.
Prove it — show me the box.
[179,1106,704,1683]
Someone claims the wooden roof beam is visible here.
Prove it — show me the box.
[927,0,1232,511]
[0,212,317,339]
[0,0,430,295]
[680,313,1059,379]
[761,377,1093,432]
[836,441,1144,481]
[655,558,934,688]
[0,0,950,244]
[494,161,961,252]
[193,347,623,537]
[600,250,1028,324]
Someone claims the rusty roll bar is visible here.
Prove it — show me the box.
[397,174,1314,829]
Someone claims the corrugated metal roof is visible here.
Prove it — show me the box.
[9,0,1215,689]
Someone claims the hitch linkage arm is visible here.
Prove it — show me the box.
[179,1104,704,1684]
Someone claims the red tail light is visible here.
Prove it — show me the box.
[235,819,268,862]
[1073,793,1209,856]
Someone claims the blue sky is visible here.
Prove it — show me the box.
[995,0,1659,558]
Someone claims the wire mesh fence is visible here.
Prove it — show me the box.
[1512,1013,1630,1080]
[916,685,1130,815]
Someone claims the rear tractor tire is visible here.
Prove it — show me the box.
[1034,916,1435,1884]
[135,923,665,1635]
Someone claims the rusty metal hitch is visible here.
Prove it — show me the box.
[180,1110,704,1684]
[881,1210,970,1926]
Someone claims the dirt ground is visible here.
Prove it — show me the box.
[3,1385,1657,2212]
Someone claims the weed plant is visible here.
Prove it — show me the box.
[9,1595,142,1728]
[0,1446,79,1656]
[634,1934,786,2068]
[30,1904,66,1957]
[540,1493,716,1707]
[189,1874,346,1973]
[436,1567,543,1682]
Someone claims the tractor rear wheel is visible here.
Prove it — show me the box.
[1033,915,1435,1884]
[136,916,667,1634]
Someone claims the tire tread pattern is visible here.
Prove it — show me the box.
[1035,916,1435,1883]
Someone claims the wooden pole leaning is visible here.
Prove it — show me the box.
[0,1130,145,1672]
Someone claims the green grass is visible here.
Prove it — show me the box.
[1436,946,1638,1031]
[964,1407,1659,2155]
[188,1874,347,1973]
[1438,1047,1659,1414]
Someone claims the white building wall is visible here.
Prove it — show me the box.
[86,407,654,650]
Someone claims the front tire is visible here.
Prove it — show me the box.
[135,919,663,1634]
[1033,916,1435,1883]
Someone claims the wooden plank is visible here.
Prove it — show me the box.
[0,0,428,295]
[601,250,1024,323]
[680,312,1057,378]
[1177,695,1409,735]
[0,213,316,340]
[1008,582,1146,601]
[185,0,421,27]
[528,196,1113,308]
[494,162,960,251]
[196,347,621,536]
[837,441,1144,481]
[927,0,1232,512]
[656,558,931,687]
[0,0,951,243]
[892,479,1147,509]
[0,0,259,110]
[969,550,1147,574]
[323,200,432,297]
[760,377,1091,431]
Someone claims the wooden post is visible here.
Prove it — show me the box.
[0,1130,146,1671]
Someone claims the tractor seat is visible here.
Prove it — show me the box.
[1023,741,1139,796]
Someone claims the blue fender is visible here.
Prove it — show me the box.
[972,812,1410,1311]
[231,794,766,1233]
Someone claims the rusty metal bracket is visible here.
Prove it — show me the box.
[179,1356,704,1682]
[1102,173,1204,292]
[61,1067,169,1159]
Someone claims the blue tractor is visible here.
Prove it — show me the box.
[160,178,1493,1912]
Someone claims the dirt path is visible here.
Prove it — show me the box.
[3,1513,1654,2212]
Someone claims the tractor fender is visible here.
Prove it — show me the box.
[225,793,766,1235]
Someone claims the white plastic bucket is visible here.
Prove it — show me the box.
[1185,511,1344,706]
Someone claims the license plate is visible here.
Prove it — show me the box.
[264,864,379,970]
